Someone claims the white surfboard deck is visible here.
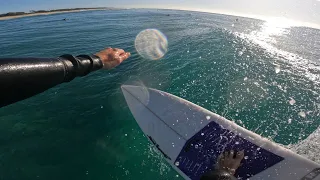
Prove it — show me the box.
[121,85,320,180]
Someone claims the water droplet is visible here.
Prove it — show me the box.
[206,116,211,120]
[257,147,261,150]
[235,141,239,145]
[135,29,168,60]
[187,50,189,53]
[195,144,199,149]
[176,175,179,177]
[125,170,129,175]
[289,98,296,105]
[101,106,104,109]
[199,56,202,59]
[275,65,281,73]
[288,119,292,124]
[125,134,128,136]
[175,161,180,166]
[244,156,249,160]
[298,111,306,118]
[201,133,204,136]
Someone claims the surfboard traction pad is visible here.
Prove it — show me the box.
[174,121,284,180]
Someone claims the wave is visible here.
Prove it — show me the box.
[288,126,320,163]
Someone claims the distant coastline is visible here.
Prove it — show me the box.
[0,7,121,20]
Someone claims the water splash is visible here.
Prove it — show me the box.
[289,98,296,105]
[275,65,281,73]
[298,111,306,118]
[289,126,320,163]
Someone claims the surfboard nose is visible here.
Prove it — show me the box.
[121,85,142,95]
[121,84,132,91]
[121,85,185,162]
[120,84,132,89]
[121,85,150,105]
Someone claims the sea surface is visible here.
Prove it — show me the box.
[0,9,319,180]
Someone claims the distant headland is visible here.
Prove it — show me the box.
[0,7,122,20]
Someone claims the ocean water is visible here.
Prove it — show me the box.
[0,9,319,180]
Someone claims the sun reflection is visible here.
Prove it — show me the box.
[261,21,289,36]
[234,17,296,54]
[256,17,295,43]
[233,17,320,82]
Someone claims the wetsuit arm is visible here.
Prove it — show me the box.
[0,54,103,108]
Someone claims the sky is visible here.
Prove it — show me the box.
[0,0,319,26]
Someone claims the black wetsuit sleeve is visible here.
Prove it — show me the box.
[0,54,103,108]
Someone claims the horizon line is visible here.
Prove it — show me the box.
[132,7,320,30]
[1,6,320,29]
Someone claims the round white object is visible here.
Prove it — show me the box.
[135,29,168,60]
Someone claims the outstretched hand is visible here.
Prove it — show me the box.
[95,48,131,70]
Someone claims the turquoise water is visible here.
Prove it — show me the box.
[0,9,319,180]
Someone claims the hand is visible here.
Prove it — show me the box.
[95,48,131,70]
[217,150,244,175]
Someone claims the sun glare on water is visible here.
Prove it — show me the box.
[257,17,295,43]
[234,17,297,59]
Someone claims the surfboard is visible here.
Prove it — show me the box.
[121,85,320,180]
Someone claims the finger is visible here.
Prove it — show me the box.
[113,48,125,54]
[217,153,224,163]
[236,150,245,160]
[217,153,223,160]
[229,150,234,158]
[119,52,130,61]
[224,151,228,158]
[217,154,223,167]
